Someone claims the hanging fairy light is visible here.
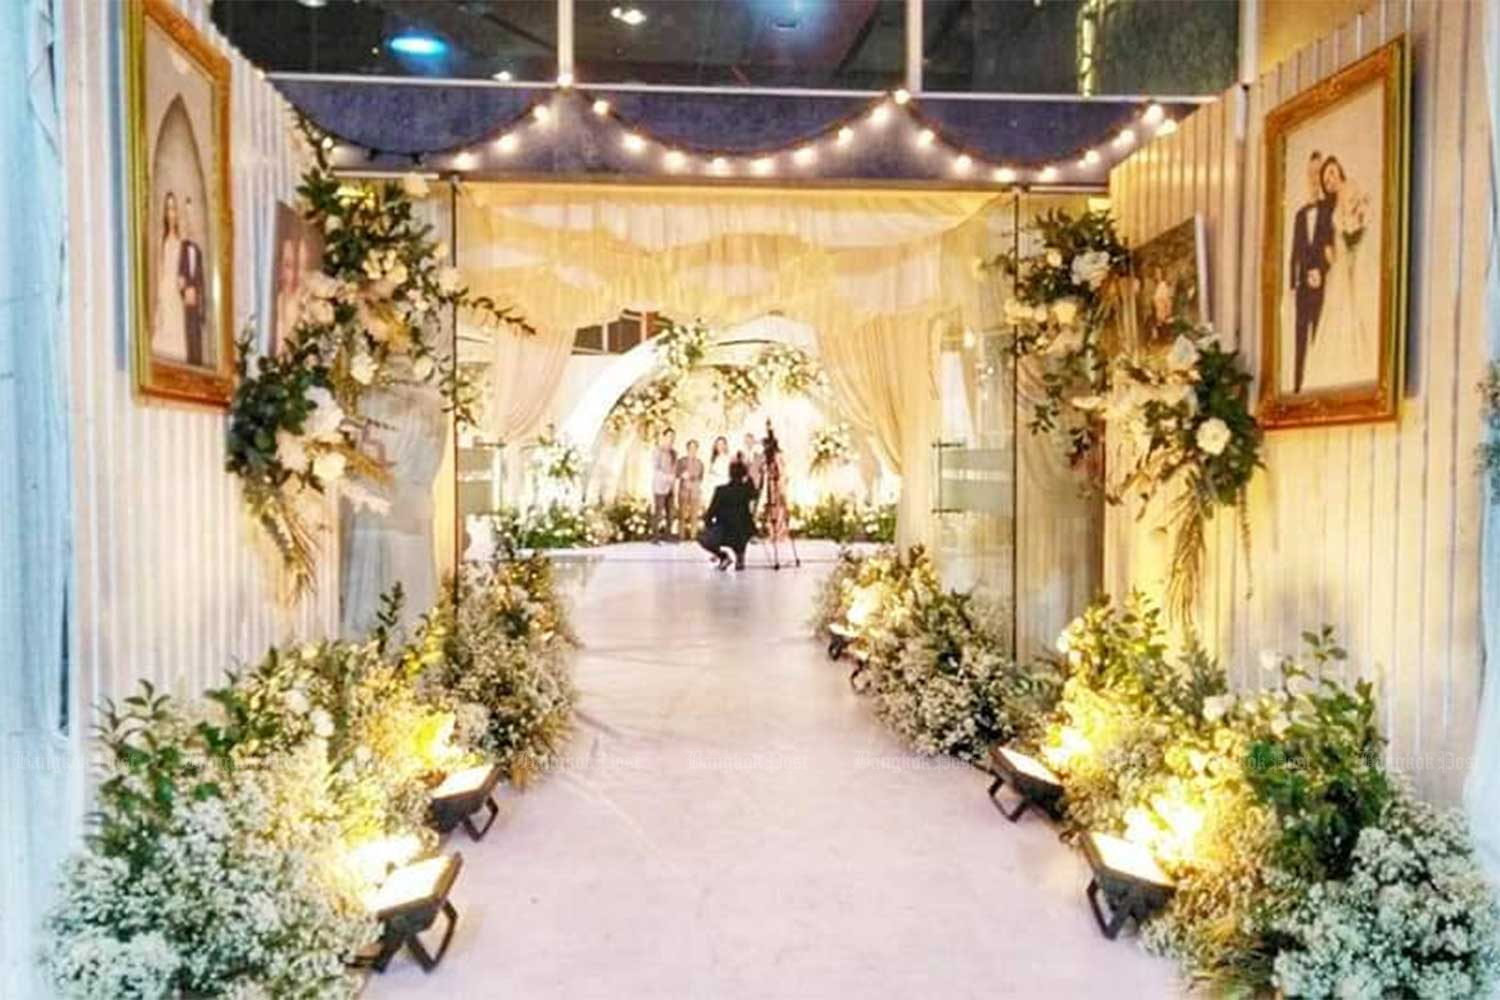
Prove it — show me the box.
[1142,102,1165,125]
[916,128,936,149]
[751,156,776,176]
[663,149,686,171]
[592,98,611,116]
[952,153,972,175]
[451,151,477,171]
[869,103,892,127]
[993,166,1017,184]
[1082,148,1101,166]
[1113,128,1135,148]
[836,126,854,147]
[1039,165,1060,182]
[495,133,519,154]
[1156,118,1179,136]
[532,104,552,125]
[892,87,911,105]
[709,156,730,175]
[622,132,646,154]
[793,146,817,166]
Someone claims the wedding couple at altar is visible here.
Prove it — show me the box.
[1287,149,1372,394]
[150,190,209,367]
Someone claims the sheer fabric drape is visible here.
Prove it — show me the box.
[341,381,449,636]
[456,184,1009,545]
[1466,0,1500,879]
[2,0,70,992]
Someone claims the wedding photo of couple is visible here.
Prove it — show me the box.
[1285,148,1373,394]
[150,189,209,368]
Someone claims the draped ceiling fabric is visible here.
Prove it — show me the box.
[456,183,1012,547]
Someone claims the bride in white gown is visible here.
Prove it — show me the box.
[151,191,188,362]
[1302,157,1374,392]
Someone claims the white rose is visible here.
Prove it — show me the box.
[1202,693,1235,723]
[1032,304,1050,323]
[323,214,342,234]
[308,298,335,326]
[1167,334,1201,373]
[302,386,345,441]
[1070,250,1113,290]
[387,262,409,287]
[306,272,339,299]
[312,449,348,484]
[412,355,436,381]
[436,266,462,295]
[401,172,430,199]
[309,707,335,739]
[1259,649,1283,674]
[1195,417,1231,457]
[1045,248,1064,268]
[350,352,377,386]
[275,429,309,472]
[283,688,311,716]
[1071,395,1105,412]
[1051,297,1080,326]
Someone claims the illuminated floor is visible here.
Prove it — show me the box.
[367,541,1181,998]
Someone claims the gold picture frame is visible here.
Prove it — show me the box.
[127,0,234,407]
[1258,36,1409,430]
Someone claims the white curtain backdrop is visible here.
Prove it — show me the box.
[2,0,69,993]
[1466,0,1500,881]
[456,184,1010,546]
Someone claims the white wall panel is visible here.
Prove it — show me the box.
[62,0,337,763]
[1107,0,1492,803]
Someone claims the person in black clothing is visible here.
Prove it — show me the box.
[699,460,757,571]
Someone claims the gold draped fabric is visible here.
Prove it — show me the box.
[454,182,1012,545]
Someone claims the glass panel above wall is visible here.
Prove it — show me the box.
[923,0,1239,97]
[573,0,906,89]
[211,0,557,81]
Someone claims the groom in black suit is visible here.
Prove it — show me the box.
[179,197,207,366]
[1288,151,1333,393]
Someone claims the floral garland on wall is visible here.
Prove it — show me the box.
[994,210,1262,621]
[226,131,529,598]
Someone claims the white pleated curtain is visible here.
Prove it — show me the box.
[455,183,1010,546]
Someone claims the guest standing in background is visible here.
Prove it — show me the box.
[676,438,705,539]
[651,428,678,544]
[706,435,731,492]
[699,460,756,571]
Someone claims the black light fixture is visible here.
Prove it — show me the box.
[361,852,465,972]
[1080,832,1175,940]
[827,621,855,660]
[986,745,1065,823]
[428,762,504,841]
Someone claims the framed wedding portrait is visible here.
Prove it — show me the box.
[127,0,234,407]
[268,201,323,358]
[1257,36,1409,430]
[1131,215,1208,347]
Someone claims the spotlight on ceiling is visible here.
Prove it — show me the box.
[492,69,513,82]
[296,0,328,7]
[610,5,648,26]
[388,33,447,58]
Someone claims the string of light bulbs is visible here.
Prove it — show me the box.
[320,83,1180,188]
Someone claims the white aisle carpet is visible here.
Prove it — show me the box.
[367,541,1181,999]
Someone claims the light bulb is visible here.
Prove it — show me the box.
[592,99,611,116]
[1083,148,1101,165]
[836,126,854,146]
[452,151,477,171]
[916,128,935,148]
[1157,118,1179,136]
[1039,165,1060,183]
[1113,128,1135,148]
[892,88,911,105]
[496,133,519,153]
[751,156,775,176]
[870,104,891,127]
[1142,102,1164,125]
[709,156,730,175]
[492,70,512,83]
[953,153,972,174]
[793,146,817,166]
[623,133,645,154]
[993,166,1016,184]
[664,149,686,171]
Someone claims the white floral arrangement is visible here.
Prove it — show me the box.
[606,375,683,438]
[1270,792,1500,999]
[712,364,762,416]
[227,128,528,598]
[752,342,826,397]
[808,423,855,474]
[656,317,712,376]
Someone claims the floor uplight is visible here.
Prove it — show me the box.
[428,762,504,841]
[361,853,465,972]
[1081,832,1175,940]
[986,745,1065,823]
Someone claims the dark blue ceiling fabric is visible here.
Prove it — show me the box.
[276,78,1198,181]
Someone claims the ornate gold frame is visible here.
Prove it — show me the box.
[1257,36,1409,430]
[126,0,234,407]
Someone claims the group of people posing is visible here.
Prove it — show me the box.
[650,423,790,571]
